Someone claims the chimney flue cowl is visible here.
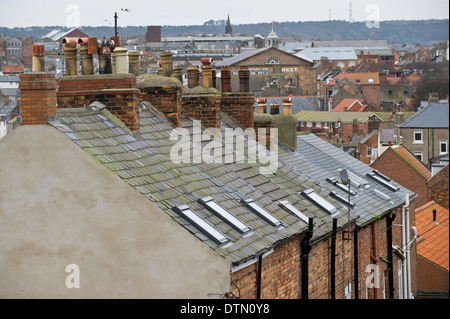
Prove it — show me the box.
[432,209,439,225]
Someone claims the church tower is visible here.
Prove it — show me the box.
[225,15,233,35]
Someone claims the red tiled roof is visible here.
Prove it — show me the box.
[392,145,432,180]
[327,72,380,86]
[332,99,367,112]
[416,201,449,270]
[2,65,24,74]
[380,74,421,85]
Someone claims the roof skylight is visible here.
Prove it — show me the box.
[278,200,309,224]
[300,188,339,217]
[329,191,356,209]
[241,198,283,229]
[366,171,399,192]
[172,205,230,246]
[198,196,251,236]
[326,178,357,195]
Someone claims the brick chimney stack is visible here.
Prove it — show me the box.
[31,44,45,72]
[20,73,57,125]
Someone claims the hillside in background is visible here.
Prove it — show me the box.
[1,19,448,45]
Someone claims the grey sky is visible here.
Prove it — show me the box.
[0,0,448,28]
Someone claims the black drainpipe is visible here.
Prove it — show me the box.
[386,213,396,300]
[301,218,314,299]
[330,218,337,299]
[256,254,263,299]
[353,226,359,299]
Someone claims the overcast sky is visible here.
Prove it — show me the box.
[0,0,448,28]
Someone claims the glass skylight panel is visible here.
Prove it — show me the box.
[198,196,251,235]
[329,191,355,209]
[172,205,229,246]
[373,189,391,201]
[278,200,309,224]
[372,170,392,182]
[366,172,399,192]
[326,178,357,195]
[300,188,339,217]
[241,198,283,229]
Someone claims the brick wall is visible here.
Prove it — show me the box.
[230,206,417,299]
[417,256,449,291]
[341,122,369,143]
[358,132,378,165]
[371,148,430,207]
[428,164,449,209]
[361,85,380,106]
[57,74,140,131]
[221,92,254,129]
[19,72,57,125]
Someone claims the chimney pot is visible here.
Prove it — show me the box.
[238,65,250,92]
[32,44,45,72]
[201,57,213,88]
[221,65,231,92]
[128,51,140,76]
[113,47,129,74]
[79,46,94,75]
[63,46,78,76]
[187,66,199,88]
[160,51,174,77]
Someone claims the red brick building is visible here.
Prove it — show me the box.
[371,145,432,208]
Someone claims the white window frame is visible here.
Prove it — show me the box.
[440,139,448,155]
[414,151,423,162]
[413,129,423,144]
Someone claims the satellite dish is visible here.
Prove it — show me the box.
[340,169,349,185]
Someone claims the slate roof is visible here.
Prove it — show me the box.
[296,47,358,61]
[48,105,350,266]
[278,134,413,227]
[215,48,268,67]
[400,103,449,128]
[295,111,382,123]
[416,201,449,270]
